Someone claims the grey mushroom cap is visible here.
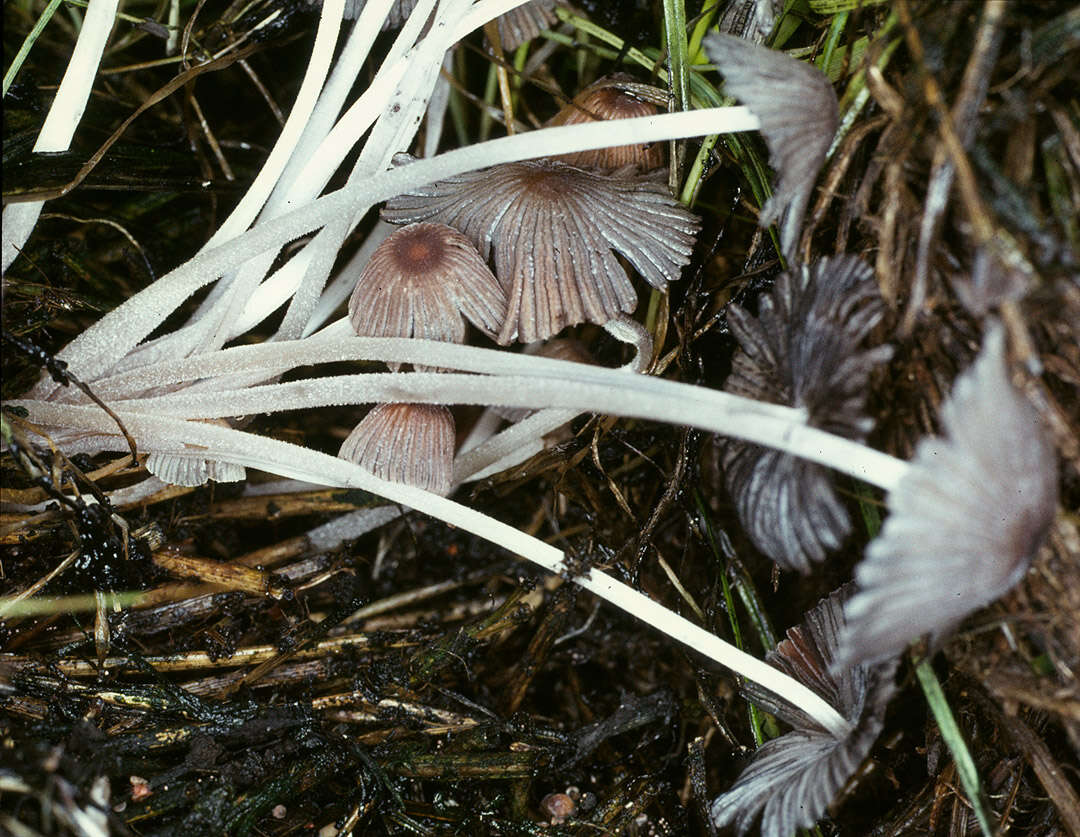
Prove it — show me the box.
[712,585,898,837]
[383,160,699,343]
[347,222,509,352]
[704,33,839,261]
[339,403,455,496]
[836,322,1059,669]
[722,256,893,572]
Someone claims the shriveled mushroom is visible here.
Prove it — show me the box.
[711,585,898,837]
[547,74,667,171]
[836,322,1058,667]
[721,256,893,572]
[704,33,839,261]
[383,160,699,343]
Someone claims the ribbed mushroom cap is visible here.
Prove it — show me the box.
[348,222,508,352]
[836,322,1059,668]
[711,585,898,837]
[704,33,838,261]
[383,160,700,343]
[339,403,455,496]
[548,75,666,170]
[722,256,893,572]
[496,0,557,51]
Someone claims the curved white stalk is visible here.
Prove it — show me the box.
[13,401,852,738]
[15,364,907,492]
[202,0,345,254]
[453,406,577,482]
[30,106,760,399]
[275,0,454,340]
[194,0,347,353]
[262,0,400,219]
[2,0,121,272]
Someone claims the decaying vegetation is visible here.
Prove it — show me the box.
[2,0,1078,834]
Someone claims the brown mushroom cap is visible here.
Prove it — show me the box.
[548,75,666,171]
[383,161,700,343]
[338,402,455,496]
[347,222,508,349]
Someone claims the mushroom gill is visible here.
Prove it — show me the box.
[836,322,1059,668]
[339,403,455,496]
[721,256,893,572]
[711,585,898,837]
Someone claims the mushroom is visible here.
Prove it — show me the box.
[339,402,455,496]
[836,322,1059,667]
[340,221,508,494]
[721,256,893,572]
[347,220,509,357]
[547,74,667,171]
[382,159,700,343]
[704,33,839,261]
[711,585,898,837]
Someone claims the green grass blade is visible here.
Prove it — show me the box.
[817,10,849,80]
[914,660,995,837]
[4,0,66,98]
[662,0,691,113]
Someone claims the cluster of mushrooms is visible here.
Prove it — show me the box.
[1,2,1063,834]
[326,30,1059,834]
[339,74,698,495]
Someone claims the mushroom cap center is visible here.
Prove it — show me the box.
[390,225,446,275]
[516,165,573,202]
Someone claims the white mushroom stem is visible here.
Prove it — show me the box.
[11,401,854,738]
[2,0,121,272]
[36,335,908,494]
[30,105,761,398]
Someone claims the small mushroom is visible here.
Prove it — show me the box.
[383,160,699,343]
[711,585,898,837]
[836,322,1058,667]
[347,222,508,361]
[721,256,893,572]
[547,74,667,171]
[341,222,508,495]
[145,419,246,486]
[339,403,455,496]
[704,34,839,261]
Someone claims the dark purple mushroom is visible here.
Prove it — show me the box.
[722,256,893,572]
